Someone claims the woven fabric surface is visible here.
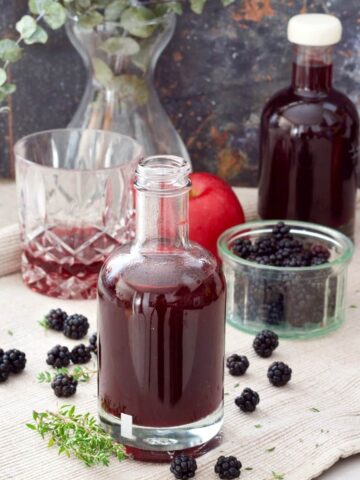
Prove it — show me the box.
[0,188,360,480]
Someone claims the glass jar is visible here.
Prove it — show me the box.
[97,155,226,459]
[218,220,353,339]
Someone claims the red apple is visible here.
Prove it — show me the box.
[189,172,245,258]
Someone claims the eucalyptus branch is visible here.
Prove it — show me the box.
[37,366,97,383]
[26,405,126,467]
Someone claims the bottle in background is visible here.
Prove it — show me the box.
[258,14,359,239]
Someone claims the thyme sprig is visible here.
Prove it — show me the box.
[26,405,126,467]
[37,366,96,383]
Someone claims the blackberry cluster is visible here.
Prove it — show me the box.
[0,348,26,382]
[232,222,331,267]
[226,354,249,376]
[51,374,78,397]
[89,333,97,355]
[170,455,197,479]
[63,314,89,340]
[253,330,279,358]
[214,456,242,479]
[46,345,71,368]
[70,344,92,364]
[235,388,260,413]
[268,361,292,387]
[45,308,68,331]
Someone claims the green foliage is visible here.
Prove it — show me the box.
[26,405,126,467]
[37,366,94,383]
[0,0,238,108]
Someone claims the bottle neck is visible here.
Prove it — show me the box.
[135,190,189,250]
[133,155,191,251]
[292,45,333,92]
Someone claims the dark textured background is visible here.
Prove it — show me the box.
[0,0,359,184]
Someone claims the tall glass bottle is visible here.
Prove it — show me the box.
[258,14,359,239]
[97,155,226,460]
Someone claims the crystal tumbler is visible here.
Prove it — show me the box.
[15,129,143,299]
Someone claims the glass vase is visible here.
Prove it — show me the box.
[66,14,190,163]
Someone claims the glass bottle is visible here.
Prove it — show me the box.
[258,14,359,239]
[97,155,226,460]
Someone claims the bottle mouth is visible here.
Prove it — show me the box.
[135,155,191,194]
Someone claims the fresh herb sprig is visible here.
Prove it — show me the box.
[37,366,95,383]
[26,405,126,467]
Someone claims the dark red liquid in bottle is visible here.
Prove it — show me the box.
[259,51,359,238]
[98,252,226,428]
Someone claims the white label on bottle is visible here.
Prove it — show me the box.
[121,413,133,439]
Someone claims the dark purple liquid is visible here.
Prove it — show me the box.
[259,62,359,238]
[98,252,226,428]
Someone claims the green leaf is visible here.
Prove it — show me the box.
[79,11,104,29]
[44,3,67,29]
[26,423,36,430]
[266,446,276,452]
[0,68,7,87]
[221,0,236,6]
[309,407,320,413]
[0,39,22,63]
[114,74,149,105]
[120,7,157,39]
[48,437,55,447]
[38,318,49,329]
[169,2,183,14]
[100,37,140,56]
[105,0,127,21]
[16,15,37,40]
[92,57,114,87]
[254,424,262,429]
[190,0,207,14]
[28,0,54,14]
[23,25,48,45]
[0,83,17,95]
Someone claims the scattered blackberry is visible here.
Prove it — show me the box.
[253,330,279,358]
[170,454,197,479]
[45,308,68,331]
[268,361,292,387]
[63,314,89,340]
[89,333,97,355]
[70,344,92,364]
[46,345,71,368]
[235,387,260,413]
[51,374,78,397]
[226,354,249,376]
[0,359,10,382]
[0,348,4,357]
[214,455,242,479]
[3,349,26,373]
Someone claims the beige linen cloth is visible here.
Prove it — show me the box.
[1,188,360,480]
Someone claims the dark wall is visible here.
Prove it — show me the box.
[1,0,359,184]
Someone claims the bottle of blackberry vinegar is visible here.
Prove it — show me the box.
[258,14,359,239]
[97,155,226,460]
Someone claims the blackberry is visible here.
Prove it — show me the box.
[70,344,91,364]
[63,314,89,340]
[170,454,197,479]
[214,455,242,479]
[226,354,249,376]
[232,238,252,258]
[46,345,71,368]
[51,374,78,397]
[235,387,260,413]
[268,361,292,387]
[3,349,26,373]
[0,359,10,382]
[253,330,279,358]
[272,221,291,240]
[0,348,4,357]
[45,308,68,331]
[89,333,97,355]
